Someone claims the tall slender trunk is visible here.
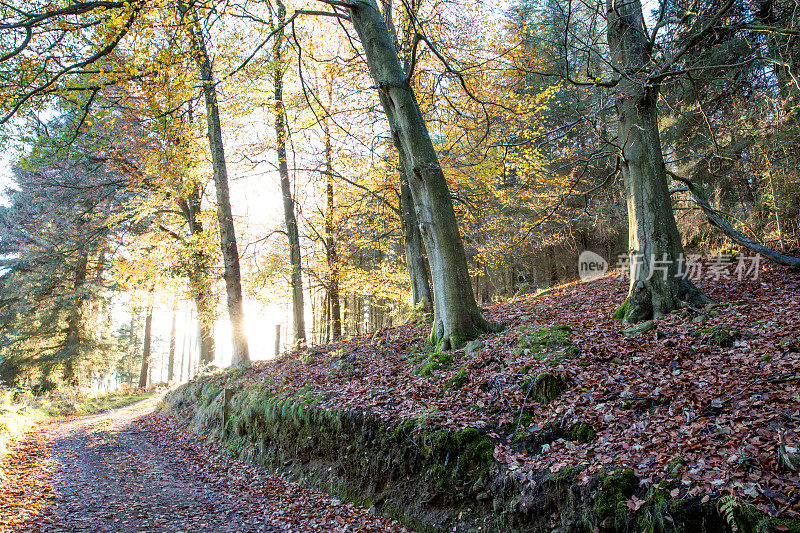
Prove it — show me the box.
[606,0,709,322]
[187,12,250,366]
[346,0,494,349]
[63,247,89,386]
[382,0,433,316]
[400,171,433,316]
[179,306,190,382]
[127,307,138,385]
[323,116,342,339]
[181,186,216,365]
[273,1,306,347]
[167,303,177,382]
[342,295,349,337]
[138,292,154,389]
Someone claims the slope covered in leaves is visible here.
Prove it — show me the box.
[198,264,799,521]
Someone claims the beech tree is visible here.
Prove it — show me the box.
[272,0,307,347]
[322,112,343,339]
[523,0,800,321]
[322,0,497,349]
[181,5,250,365]
[381,0,433,317]
[137,290,154,388]
[602,0,711,321]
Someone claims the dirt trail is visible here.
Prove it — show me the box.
[0,396,407,533]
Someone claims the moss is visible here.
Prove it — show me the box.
[426,327,437,347]
[523,372,567,404]
[444,368,469,391]
[515,324,578,361]
[414,427,494,490]
[613,297,630,321]
[665,456,686,477]
[516,410,533,428]
[767,517,800,533]
[595,468,637,519]
[566,421,596,443]
[166,371,791,533]
[543,464,583,484]
[518,324,573,345]
[449,332,467,350]
[696,325,741,347]
[621,320,655,337]
[415,350,456,378]
[669,498,689,520]
[428,327,474,352]
[720,500,800,533]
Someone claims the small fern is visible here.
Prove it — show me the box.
[718,494,740,532]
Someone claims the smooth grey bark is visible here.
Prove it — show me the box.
[137,293,153,389]
[400,169,433,315]
[273,1,306,347]
[323,117,342,339]
[344,0,494,349]
[606,0,710,322]
[382,0,433,316]
[188,16,250,366]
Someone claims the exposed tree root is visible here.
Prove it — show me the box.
[617,276,712,323]
[428,312,504,351]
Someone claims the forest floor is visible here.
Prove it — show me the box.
[0,396,408,532]
[2,263,799,532]
[177,262,800,522]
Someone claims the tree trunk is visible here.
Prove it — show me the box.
[187,14,250,366]
[549,246,557,286]
[400,173,434,316]
[179,306,190,383]
[127,307,138,386]
[606,0,710,322]
[381,0,434,318]
[138,293,154,389]
[323,117,342,340]
[62,247,89,386]
[182,185,216,365]
[346,0,494,349]
[167,303,177,382]
[191,310,199,378]
[274,2,306,347]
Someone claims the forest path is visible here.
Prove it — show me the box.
[1,395,407,533]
